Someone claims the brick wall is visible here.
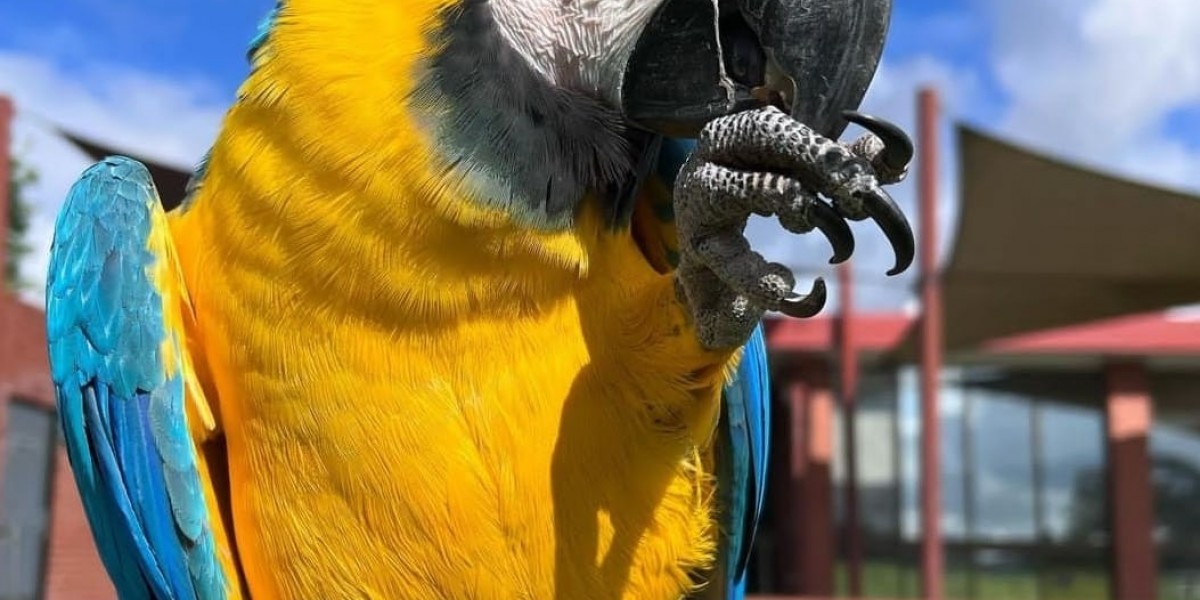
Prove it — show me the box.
[1,292,114,600]
[43,451,115,600]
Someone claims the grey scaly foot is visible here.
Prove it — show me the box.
[674,105,916,349]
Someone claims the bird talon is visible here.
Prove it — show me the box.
[674,106,916,347]
[778,277,827,318]
[856,187,914,276]
[807,199,854,264]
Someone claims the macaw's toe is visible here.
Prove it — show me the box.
[843,110,914,176]
[778,278,828,319]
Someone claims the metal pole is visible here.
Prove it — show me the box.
[837,261,864,595]
[917,87,945,600]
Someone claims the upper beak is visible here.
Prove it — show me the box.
[621,0,892,140]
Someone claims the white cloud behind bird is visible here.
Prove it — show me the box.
[991,0,1200,190]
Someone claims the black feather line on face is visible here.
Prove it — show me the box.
[410,0,662,231]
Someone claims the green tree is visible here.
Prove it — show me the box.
[5,154,37,292]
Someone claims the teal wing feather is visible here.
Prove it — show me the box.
[45,156,227,600]
[247,1,281,61]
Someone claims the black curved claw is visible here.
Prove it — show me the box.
[843,110,915,172]
[857,188,915,276]
[779,277,828,318]
[809,199,855,264]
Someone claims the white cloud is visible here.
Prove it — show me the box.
[1,51,225,305]
[990,0,1200,191]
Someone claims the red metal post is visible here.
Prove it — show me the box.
[0,95,13,289]
[1105,362,1158,600]
[786,362,836,596]
[917,87,944,600]
[836,261,864,595]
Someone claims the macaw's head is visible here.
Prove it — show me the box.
[475,0,893,140]
[252,0,894,229]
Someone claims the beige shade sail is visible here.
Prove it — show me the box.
[894,125,1200,359]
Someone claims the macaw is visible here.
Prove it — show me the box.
[45,0,914,598]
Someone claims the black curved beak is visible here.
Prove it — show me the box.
[621,0,892,140]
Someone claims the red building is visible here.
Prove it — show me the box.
[3,90,1200,600]
[754,311,1200,600]
[0,96,115,600]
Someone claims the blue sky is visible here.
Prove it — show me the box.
[0,0,1001,116]
[0,1,271,100]
[3,0,1200,310]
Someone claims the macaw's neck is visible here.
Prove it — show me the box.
[175,0,664,323]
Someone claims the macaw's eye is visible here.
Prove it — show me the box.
[720,14,765,88]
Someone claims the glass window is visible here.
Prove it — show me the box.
[765,364,1110,599]
[899,367,1109,600]
[1037,403,1106,546]
[968,387,1037,542]
[0,401,58,600]
[899,366,921,544]
[855,369,906,598]
[1151,423,1200,600]
[1150,370,1200,600]
[1036,402,1110,600]
[941,370,969,542]
[968,370,1110,600]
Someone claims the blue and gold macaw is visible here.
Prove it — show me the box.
[46,1,914,598]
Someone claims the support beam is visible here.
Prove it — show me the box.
[917,87,945,600]
[1105,361,1158,600]
[781,360,835,596]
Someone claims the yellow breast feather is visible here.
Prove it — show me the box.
[165,1,738,597]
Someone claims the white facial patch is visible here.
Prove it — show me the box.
[488,0,665,105]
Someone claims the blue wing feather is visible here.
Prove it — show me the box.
[721,324,771,598]
[657,138,773,599]
[46,156,226,600]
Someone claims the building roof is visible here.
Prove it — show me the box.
[765,314,911,354]
[985,311,1200,356]
[60,129,193,210]
[768,310,1200,360]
